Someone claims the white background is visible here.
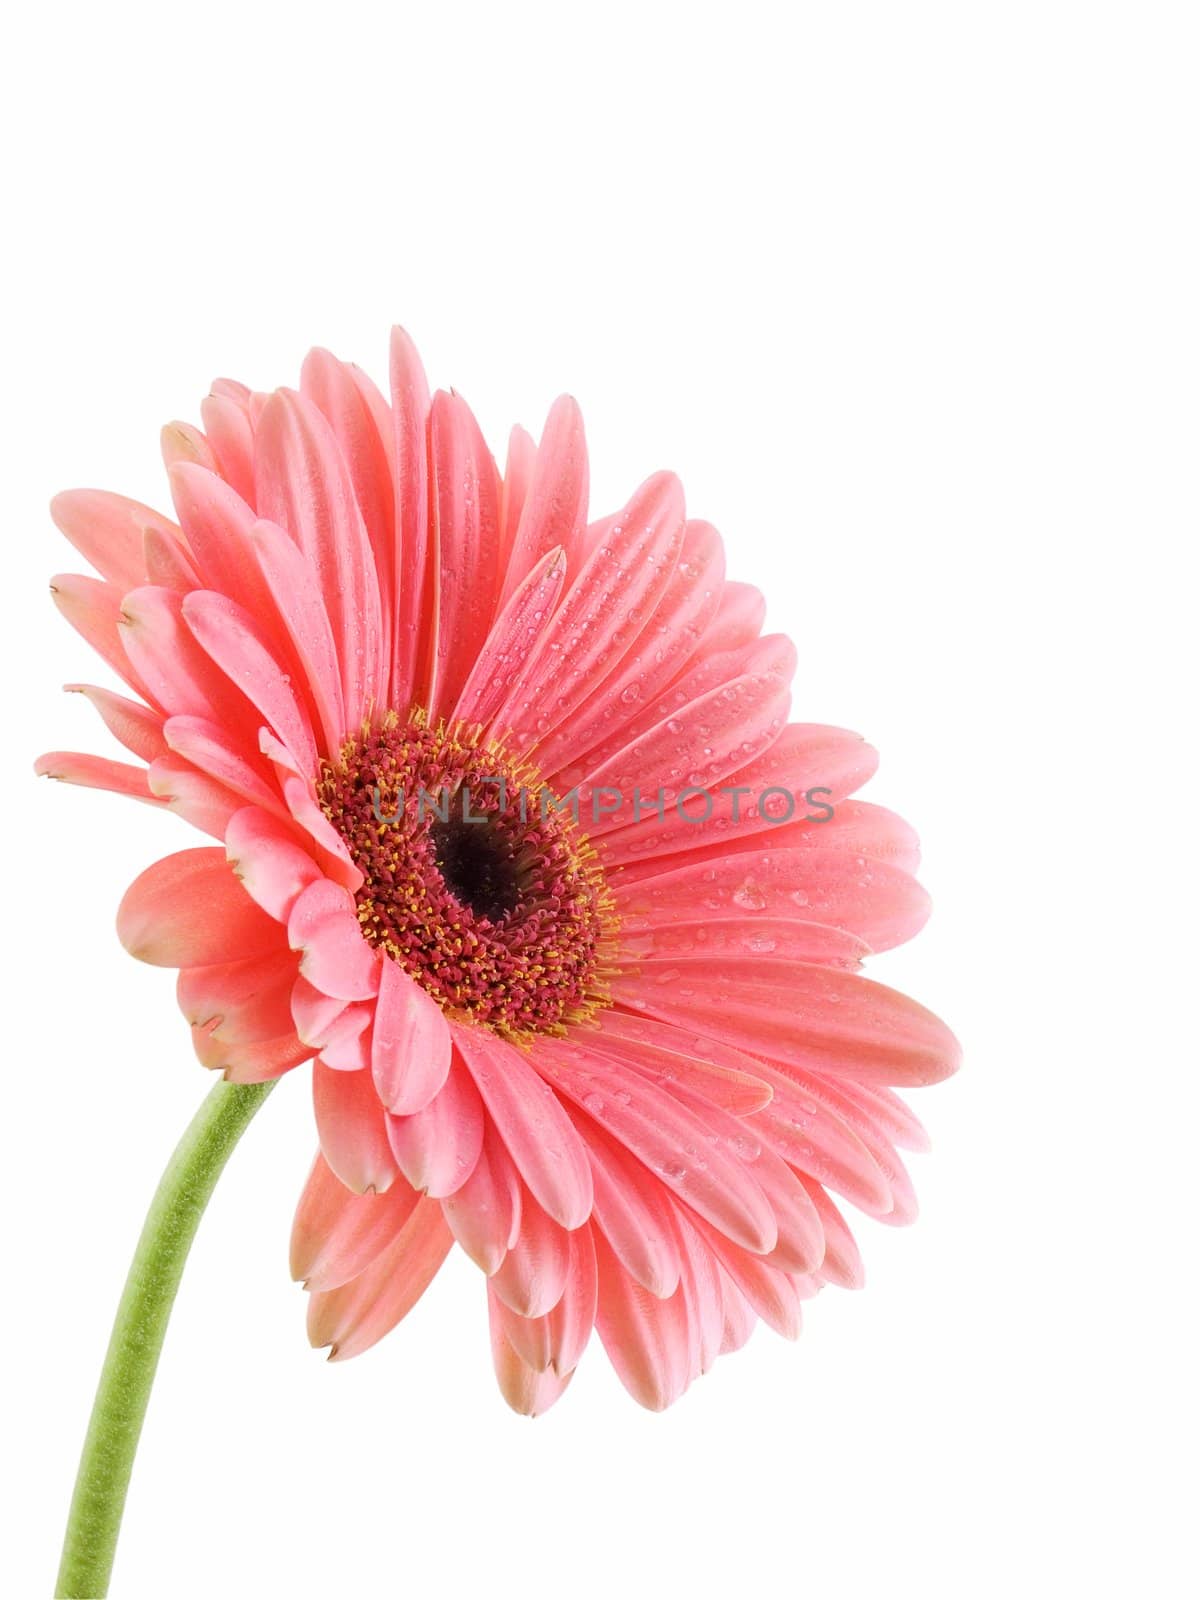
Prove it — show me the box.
[2,4,1197,1596]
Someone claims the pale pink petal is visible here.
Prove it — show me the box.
[147,754,246,838]
[313,1057,396,1194]
[441,1126,522,1275]
[161,420,217,473]
[277,773,363,893]
[63,684,166,764]
[593,1230,691,1411]
[836,1081,931,1153]
[117,847,284,967]
[290,1152,421,1292]
[308,1196,453,1359]
[142,524,201,592]
[488,1297,576,1417]
[498,395,589,607]
[454,1028,593,1230]
[50,489,177,591]
[489,1187,570,1318]
[50,574,158,706]
[287,879,379,1001]
[385,1057,485,1197]
[199,390,257,506]
[291,976,351,1048]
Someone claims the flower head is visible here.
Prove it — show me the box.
[38,331,958,1412]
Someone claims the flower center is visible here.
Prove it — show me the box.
[317,712,615,1039]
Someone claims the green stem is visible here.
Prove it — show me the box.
[55,1078,276,1599]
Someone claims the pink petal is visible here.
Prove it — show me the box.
[166,465,294,658]
[63,683,166,764]
[161,420,218,473]
[622,917,867,970]
[147,754,247,838]
[452,547,568,729]
[192,1025,312,1083]
[120,585,255,729]
[498,424,536,569]
[613,848,931,954]
[614,963,961,1088]
[143,524,201,592]
[598,720,879,861]
[313,1057,396,1194]
[118,848,284,967]
[388,327,433,708]
[290,1152,421,1291]
[488,1300,576,1417]
[426,390,503,717]
[371,959,452,1115]
[580,672,791,831]
[248,518,346,751]
[255,388,384,729]
[454,1028,593,1230]
[799,1177,865,1290]
[225,806,322,921]
[163,716,287,818]
[182,590,319,777]
[300,348,396,670]
[489,472,686,749]
[582,1121,682,1298]
[593,1230,692,1411]
[440,1126,522,1275]
[176,949,299,1045]
[35,751,162,805]
[489,1187,570,1318]
[586,1011,775,1117]
[536,1035,777,1253]
[385,1057,485,1198]
[537,518,725,779]
[287,879,379,1001]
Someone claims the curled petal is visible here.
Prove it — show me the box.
[118,848,283,967]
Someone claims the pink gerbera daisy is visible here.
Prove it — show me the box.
[39,330,958,1416]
